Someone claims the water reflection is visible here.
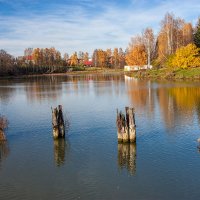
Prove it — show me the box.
[125,76,155,118]
[0,82,15,104]
[118,143,136,175]
[53,138,70,167]
[0,75,125,103]
[125,76,200,130]
[0,141,9,169]
[2,75,200,131]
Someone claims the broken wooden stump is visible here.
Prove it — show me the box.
[116,107,136,143]
[52,105,65,139]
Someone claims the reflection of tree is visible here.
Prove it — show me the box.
[0,141,9,168]
[125,76,155,116]
[0,81,15,104]
[118,143,136,175]
[157,86,176,129]
[25,76,64,102]
[0,74,125,103]
[53,139,70,167]
[125,76,200,130]
[169,87,200,110]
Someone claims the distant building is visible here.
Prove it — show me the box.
[124,65,153,71]
[24,48,34,62]
[84,60,93,67]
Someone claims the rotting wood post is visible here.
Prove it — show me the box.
[52,105,65,139]
[126,107,136,143]
[58,105,65,138]
[116,107,136,143]
[52,107,59,139]
[116,110,125,142]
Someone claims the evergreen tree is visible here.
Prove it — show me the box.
[194,18,200,48]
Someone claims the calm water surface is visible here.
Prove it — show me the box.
[0,74,200,200]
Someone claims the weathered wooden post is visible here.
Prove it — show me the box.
[58,105,65,138]
[116,110,123,142]
[116,107,136,143]
[126,107,136,143]
[52,107,59,139]
[52,105,65,139]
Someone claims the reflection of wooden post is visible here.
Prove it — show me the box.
[52,105,65,139]
[129,143,136,175]
[116,107,136,143]
[54,138,66,166]
[117,143,136,175]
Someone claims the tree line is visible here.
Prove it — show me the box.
[0,12,200,76]
[126,13,200,68]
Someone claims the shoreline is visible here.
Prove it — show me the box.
[1,67,200,81]
[125,67,200,80]
[0,68,125,79]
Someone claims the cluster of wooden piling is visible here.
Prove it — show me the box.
[116,107,136,143]
[52,105,65,139]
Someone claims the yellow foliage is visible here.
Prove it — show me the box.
[126,44,147,66]
[169,87,200,109]
[171,44,200,68]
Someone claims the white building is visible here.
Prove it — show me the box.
[124,65,153,71]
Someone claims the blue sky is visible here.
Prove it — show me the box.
[0,0,199,57]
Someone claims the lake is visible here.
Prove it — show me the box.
[0,73,200,200]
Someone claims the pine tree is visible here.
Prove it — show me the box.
[194,18,200,48]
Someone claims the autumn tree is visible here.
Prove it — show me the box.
[118,48,126,68]
[0,50,15,75]
[156,12,194,65]
[170,44,200,68]
[97,49,107,67]
[143,28,155,67]
[126,35,147,66]
[113,48,119,68]
[182,23,193,46]
[106,48,112,67]
[70,52,78,66]
[194,17,200,48]
[92,49,98,67]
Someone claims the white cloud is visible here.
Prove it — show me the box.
[0,0,199,57]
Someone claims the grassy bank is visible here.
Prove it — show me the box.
[127,67,200,80]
